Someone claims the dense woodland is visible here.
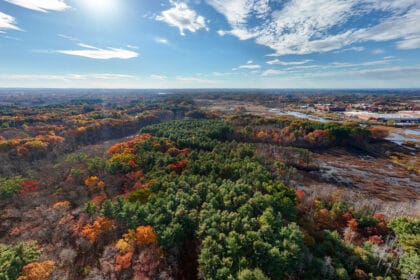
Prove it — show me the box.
[0,94,418,280]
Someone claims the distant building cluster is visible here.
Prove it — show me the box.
[314,104,346,112]
[344,111,420,124]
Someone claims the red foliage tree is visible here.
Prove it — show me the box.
[296,189,305,201]
[368,235,384,245]
[19,180,39,195]
[133,246,163,280]
[168,159,188,174]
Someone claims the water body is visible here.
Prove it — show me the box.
[269,109,328,123]
[270,108,420,146]
[386,132,419,146]
[404,129,420,136]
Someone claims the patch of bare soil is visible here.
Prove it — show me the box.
[290,147,419,216]
[315,148,418,200]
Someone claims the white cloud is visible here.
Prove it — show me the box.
[282,58,394,72]
[397,36,420,49]
[267,59,312,66]
[353,66,420,79]
[212,72,237,76]
[228,28,257,40]
[330,59,391,67]
[247,60,253,64]
[0,12,21,31]
[265,0,358,55]
[5,0,70,12]
[261,69,286,76]
[207,0,261,41]
[353,8,420,42]
[239,64,261,69]
[206,0,255,26]
[176,76,217,84]
[207,0,420,55]
[127,45,139,50]
[58,44,139,60]
[150,74,167,80]
[68,73,135,80]
[0,73,145,88]
[334,46,365,53]
[371,48,384,54]
[301,65,420,81]
[349,46,365,52]
[156,1,208,36]
[77,43,97,49]
[155,37,169,44]
[0,73,135,81]
[206,0,269,27]
[58,34,79,41]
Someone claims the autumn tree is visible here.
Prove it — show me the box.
[115,229,136,254]
[17,261,55,280]
[84,176,105,193]
[133,246,163,280]
[136,226,158,247]
[81,217,115,244]
[369,127,389,140]
[0,176,24,200]
[0,242,40,280]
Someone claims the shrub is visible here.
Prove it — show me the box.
[0,176,24,200]
[0,242,41,280]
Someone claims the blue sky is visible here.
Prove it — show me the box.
[0,0,419,88]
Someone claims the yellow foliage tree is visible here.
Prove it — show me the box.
[116,229,136,253]
[53,201,70,209]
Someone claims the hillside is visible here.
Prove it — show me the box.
[0,94,418,279]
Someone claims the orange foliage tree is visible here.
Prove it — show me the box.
[84,176,105,192]
[17,261,55,280]
[53,201,71,209]
[84,176,99,187]
[136,226,158,247]
[369,127,389,140]
[81,217,114,243]
[348,218,359,231]
[115,251,134,272]
[368,235,384,245]
[304,129,335,147]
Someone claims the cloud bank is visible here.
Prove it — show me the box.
[156,1,208,36]
[5,0,70,12]
[58,43,139,60]
[207,0,420,55]
[0,12,21,32]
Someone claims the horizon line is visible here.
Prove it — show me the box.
[1,87,420,91]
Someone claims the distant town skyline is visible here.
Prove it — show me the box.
[0,0,420,88]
